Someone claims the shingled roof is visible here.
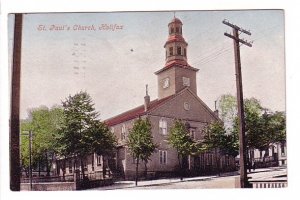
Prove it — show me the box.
[104,95,174,126]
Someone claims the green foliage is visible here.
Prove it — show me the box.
[168,120,194,157]
[20,106,64,171]
[58,91,117,159]
[203,121,239,157]
[219,94,237,125]
[127,118,157,163]
[127,117,157,185]
[244,110,286,151]
[218,94,286,153]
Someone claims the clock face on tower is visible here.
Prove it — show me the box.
[162,77,170,89]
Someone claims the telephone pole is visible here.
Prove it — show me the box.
[223,19,252,188]
[10,13,23,191]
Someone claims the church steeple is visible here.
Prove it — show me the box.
[155,17,199,100]
[164,17,189,68]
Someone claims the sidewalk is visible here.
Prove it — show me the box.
[90,175,214,190]
[90,166,286,190]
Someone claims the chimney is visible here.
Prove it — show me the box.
[214,110,219,117]
[144,84,150,111]
[214,100,219,117]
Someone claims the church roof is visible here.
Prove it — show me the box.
[169,17,183,25]
[154,60,199,74]
[164,35,187,47]
[104,95,174,126]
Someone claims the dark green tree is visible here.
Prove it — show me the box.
[168,120,194,180]
[202,121,239,174]
[127,118,157,186]
[58,91,116,178]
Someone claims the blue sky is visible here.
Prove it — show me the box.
[8,10,285,120]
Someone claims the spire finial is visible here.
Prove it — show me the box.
[146,84,148,96]
[173,11,176,19]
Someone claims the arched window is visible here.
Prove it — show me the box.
[184,48,187,57]
[171,27,174,34]
[169,47,173,56]
[177,46,182,55]
[176,27,179,33]
[159,118,167,135]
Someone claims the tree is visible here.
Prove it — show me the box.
[58,91,116,178]
[168,120,194,180]
[127,118,157,186]
[202,121,239,174]
[20,106,64,176]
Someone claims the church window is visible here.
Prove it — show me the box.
[184,48,187,56]
[176,27,179,33]
[159,150,167,165]
[177,46,182,55]
[169,47,173,56]
[183,77,190,87]
[189,128,196,140]
[184,102,190,111]
[159,118,167,135]
[121,124,126,140]
[171,27,174,34]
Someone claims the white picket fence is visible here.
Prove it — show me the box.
[251,180,287,188]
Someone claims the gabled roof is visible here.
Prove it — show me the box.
[148,87,221,122]
[105,87,220,127]
[104,95,175,126]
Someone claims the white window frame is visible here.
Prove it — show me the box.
[159,118,167,135]
[121,124,126,140]
[159,150,167,165]
[183,77,190,87]
[97,155,102,166]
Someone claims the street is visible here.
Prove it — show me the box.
[91,167,287,190]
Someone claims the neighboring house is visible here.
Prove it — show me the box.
[52,153,112,180]
[249,142,287,168]
[104,17,236,180]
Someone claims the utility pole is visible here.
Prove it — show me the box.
[10,13,23,191]
[223,19,252,188]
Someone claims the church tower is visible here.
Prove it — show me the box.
[155,17,199,99]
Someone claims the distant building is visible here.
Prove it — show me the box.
[249,142,287,169]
